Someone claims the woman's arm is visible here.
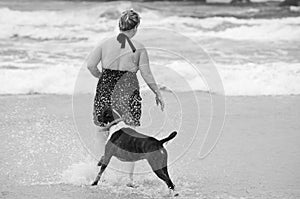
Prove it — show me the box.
[87,44,102,78]
[139,48,165,111]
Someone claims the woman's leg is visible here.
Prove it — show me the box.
[129,162,135,182]
[94,126,109,157]
[126,162,136,187]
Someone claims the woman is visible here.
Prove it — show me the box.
[86,9,164,185]
[87,9,164,130]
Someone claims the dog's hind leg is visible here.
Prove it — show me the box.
[148,153,178,196]
[91,155,112,186]
[161,153,170,179]
[162,166,171,180]
[153,169,179,197]
[162,166,179,197]
[153,169,175,190]
[147,158,174,189]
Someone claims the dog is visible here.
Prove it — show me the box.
[91,118,178,197]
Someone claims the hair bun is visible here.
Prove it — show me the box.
[119,9,140,31]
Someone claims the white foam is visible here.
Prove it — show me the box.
[160,16,300,41]
[0,63,79,94]
[1,5,300,42]
[1,60,300,96]
[209,22,300,41]
[153,60,300,96]
[60,157,98,185]
[162,61,208,92]
[290,6,300,12]
[219,62,300,96]
[59,157,175,197]
[0,6,118,41]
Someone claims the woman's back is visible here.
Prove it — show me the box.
[101,36,142,73]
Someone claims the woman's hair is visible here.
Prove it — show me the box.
[119,9,140,31]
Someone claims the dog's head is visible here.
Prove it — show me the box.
[101,108,122,124]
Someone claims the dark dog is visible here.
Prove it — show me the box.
[91,120,178,196]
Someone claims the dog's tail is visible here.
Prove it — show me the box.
[159,131,177,145]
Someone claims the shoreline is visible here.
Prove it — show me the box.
[0,91,300,97]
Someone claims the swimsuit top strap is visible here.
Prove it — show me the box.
[117,33,136,53]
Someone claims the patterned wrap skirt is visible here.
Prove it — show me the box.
[93,68,142,127]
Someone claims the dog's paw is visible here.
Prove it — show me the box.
[168,190,179,197]
[91,181,98,186]
[126,182,138,188]
[173,192,179,197]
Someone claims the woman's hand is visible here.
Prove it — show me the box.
[155,93,165,111]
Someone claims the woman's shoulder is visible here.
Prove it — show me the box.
[131,39,144,48]
[99,36,115,46]
[131,40,147,53]
[91,37,110,51]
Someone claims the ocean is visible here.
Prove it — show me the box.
[0,0,300,96]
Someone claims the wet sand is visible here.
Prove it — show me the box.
[0,93,300,199]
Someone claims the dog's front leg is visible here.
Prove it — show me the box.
[91,164,108,186]
[91,156,112,186]
[97,156,104,166]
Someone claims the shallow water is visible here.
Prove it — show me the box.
[1,94,299,198]
[0,92,213,198]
